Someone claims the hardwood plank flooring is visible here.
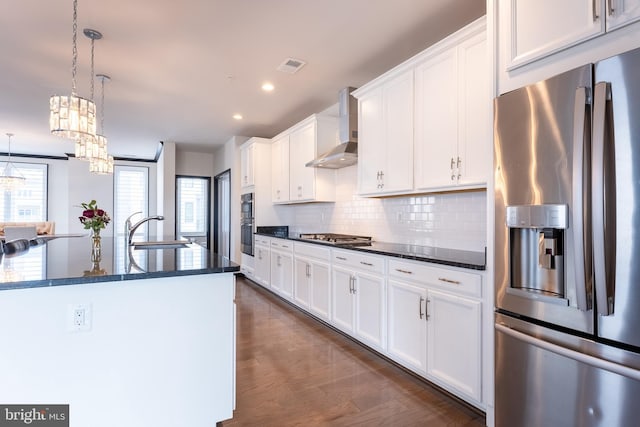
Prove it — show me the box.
[224,277,485,426]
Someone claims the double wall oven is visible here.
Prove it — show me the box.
[240,193,254,256]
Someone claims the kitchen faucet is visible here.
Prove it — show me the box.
[125,212,165,245]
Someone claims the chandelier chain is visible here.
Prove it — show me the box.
[72,0,78,95]
[6,133,13,162]
[90,37,95,101]
[100,77,105,134]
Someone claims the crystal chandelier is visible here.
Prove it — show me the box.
[89,74,114,175]
[49,0,97,142]
[0,133,26,191]
[76,28,103,161]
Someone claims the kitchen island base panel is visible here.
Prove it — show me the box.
[0,273,236,427]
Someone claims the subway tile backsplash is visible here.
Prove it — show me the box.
[277,166,487,252]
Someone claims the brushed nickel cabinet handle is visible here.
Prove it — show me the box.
[360,261,373,266]
[425,298,430,320]
[419,296,424,319]
[593,0,600,20]
[336,256,347,261]
[438,277,461,285]
[395,268,413,275]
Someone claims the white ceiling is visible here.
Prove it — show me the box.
[0,0,485,160]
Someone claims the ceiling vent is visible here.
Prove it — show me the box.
[277,58,307,74]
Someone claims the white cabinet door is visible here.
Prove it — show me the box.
[289,121,316,201]
[279,252,294,300]
[387,279,428,375]
[382,70,414,194]
[426,289,482,402]
[414,47,458,190]
[503,0,604,69]
[357,87,386,194]
[309,260,331,322]
[357,70,413,196]
[271,136,290,203]
[270,250,282,293]
[456,31,490,187]
[331,266,355,334]
[293,257,311,309]
[606,0,640,30]
[254,245,270,288]
[354,271,386,351]
[240,142,255,188]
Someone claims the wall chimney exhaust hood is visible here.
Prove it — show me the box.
[306,87,358,169]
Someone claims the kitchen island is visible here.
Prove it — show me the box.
[0,236,239,427]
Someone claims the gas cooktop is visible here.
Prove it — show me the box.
[298,233,372,246]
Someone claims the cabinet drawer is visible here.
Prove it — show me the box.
[332,249,385,274]
[255,236,271,246]
[270,238,293,253]
[388,259,481,298]
[294,242,331,261]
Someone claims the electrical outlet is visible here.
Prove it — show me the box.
[68,304,92,332]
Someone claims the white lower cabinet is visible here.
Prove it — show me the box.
[387,279,428,375]
[254,238,271,288]
[426,289,481,402]
[387,259,482,404]
[331,250,386,352]
[293,242,331,321]
[270,239,293,300]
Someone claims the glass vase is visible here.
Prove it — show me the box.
[91,230,102,263]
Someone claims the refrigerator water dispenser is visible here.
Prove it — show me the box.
[506,205,569,300]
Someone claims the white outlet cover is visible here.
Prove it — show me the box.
[67,303,92,332]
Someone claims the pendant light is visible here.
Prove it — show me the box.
[76,28,102,161]
[49,0,97,142]
[0,133,26,191]
[90,74,114,175]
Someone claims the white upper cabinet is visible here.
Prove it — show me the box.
[607,0,640,31]
[271,135,290,203]
[240,142,255,188]
[356,69,414,196]
[414,25,489,191]
[502,0,640,70]
[272,115,338,204]
[354,17,488,196]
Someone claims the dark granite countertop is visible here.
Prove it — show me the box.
[256,232,486,270]
[0,236,239,291]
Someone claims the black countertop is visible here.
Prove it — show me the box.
[256,232,486,270]
[0,236,239,291]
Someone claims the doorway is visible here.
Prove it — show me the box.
[176,175,211,248]
[214,169,231,258]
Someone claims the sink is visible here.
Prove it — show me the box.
[131,240,189,250]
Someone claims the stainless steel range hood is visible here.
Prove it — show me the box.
[306,87,358,169]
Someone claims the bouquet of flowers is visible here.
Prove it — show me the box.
[79,200,111,235]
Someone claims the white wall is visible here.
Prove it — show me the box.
[158,142,176,238]
[213,136,249,263]
[280,165,487,252]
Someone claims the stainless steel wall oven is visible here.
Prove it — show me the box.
[240,193,254,256]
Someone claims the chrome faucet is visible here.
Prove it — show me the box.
[125,212,165,245]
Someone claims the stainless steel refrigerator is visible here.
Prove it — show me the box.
[494,47,640,426]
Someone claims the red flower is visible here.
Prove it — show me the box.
[83,209,95,218]
[97,209,105,216]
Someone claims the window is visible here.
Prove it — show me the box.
[0,162,47,221]
[176,176,210,248]
[113,165,149,237]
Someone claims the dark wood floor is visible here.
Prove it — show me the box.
[224,276,486,426]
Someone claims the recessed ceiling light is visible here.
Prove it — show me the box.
[262,82,274,92]
[233,114,243,120]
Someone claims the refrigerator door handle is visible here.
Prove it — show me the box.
[592,81,613,316]
[572,86,592,311]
